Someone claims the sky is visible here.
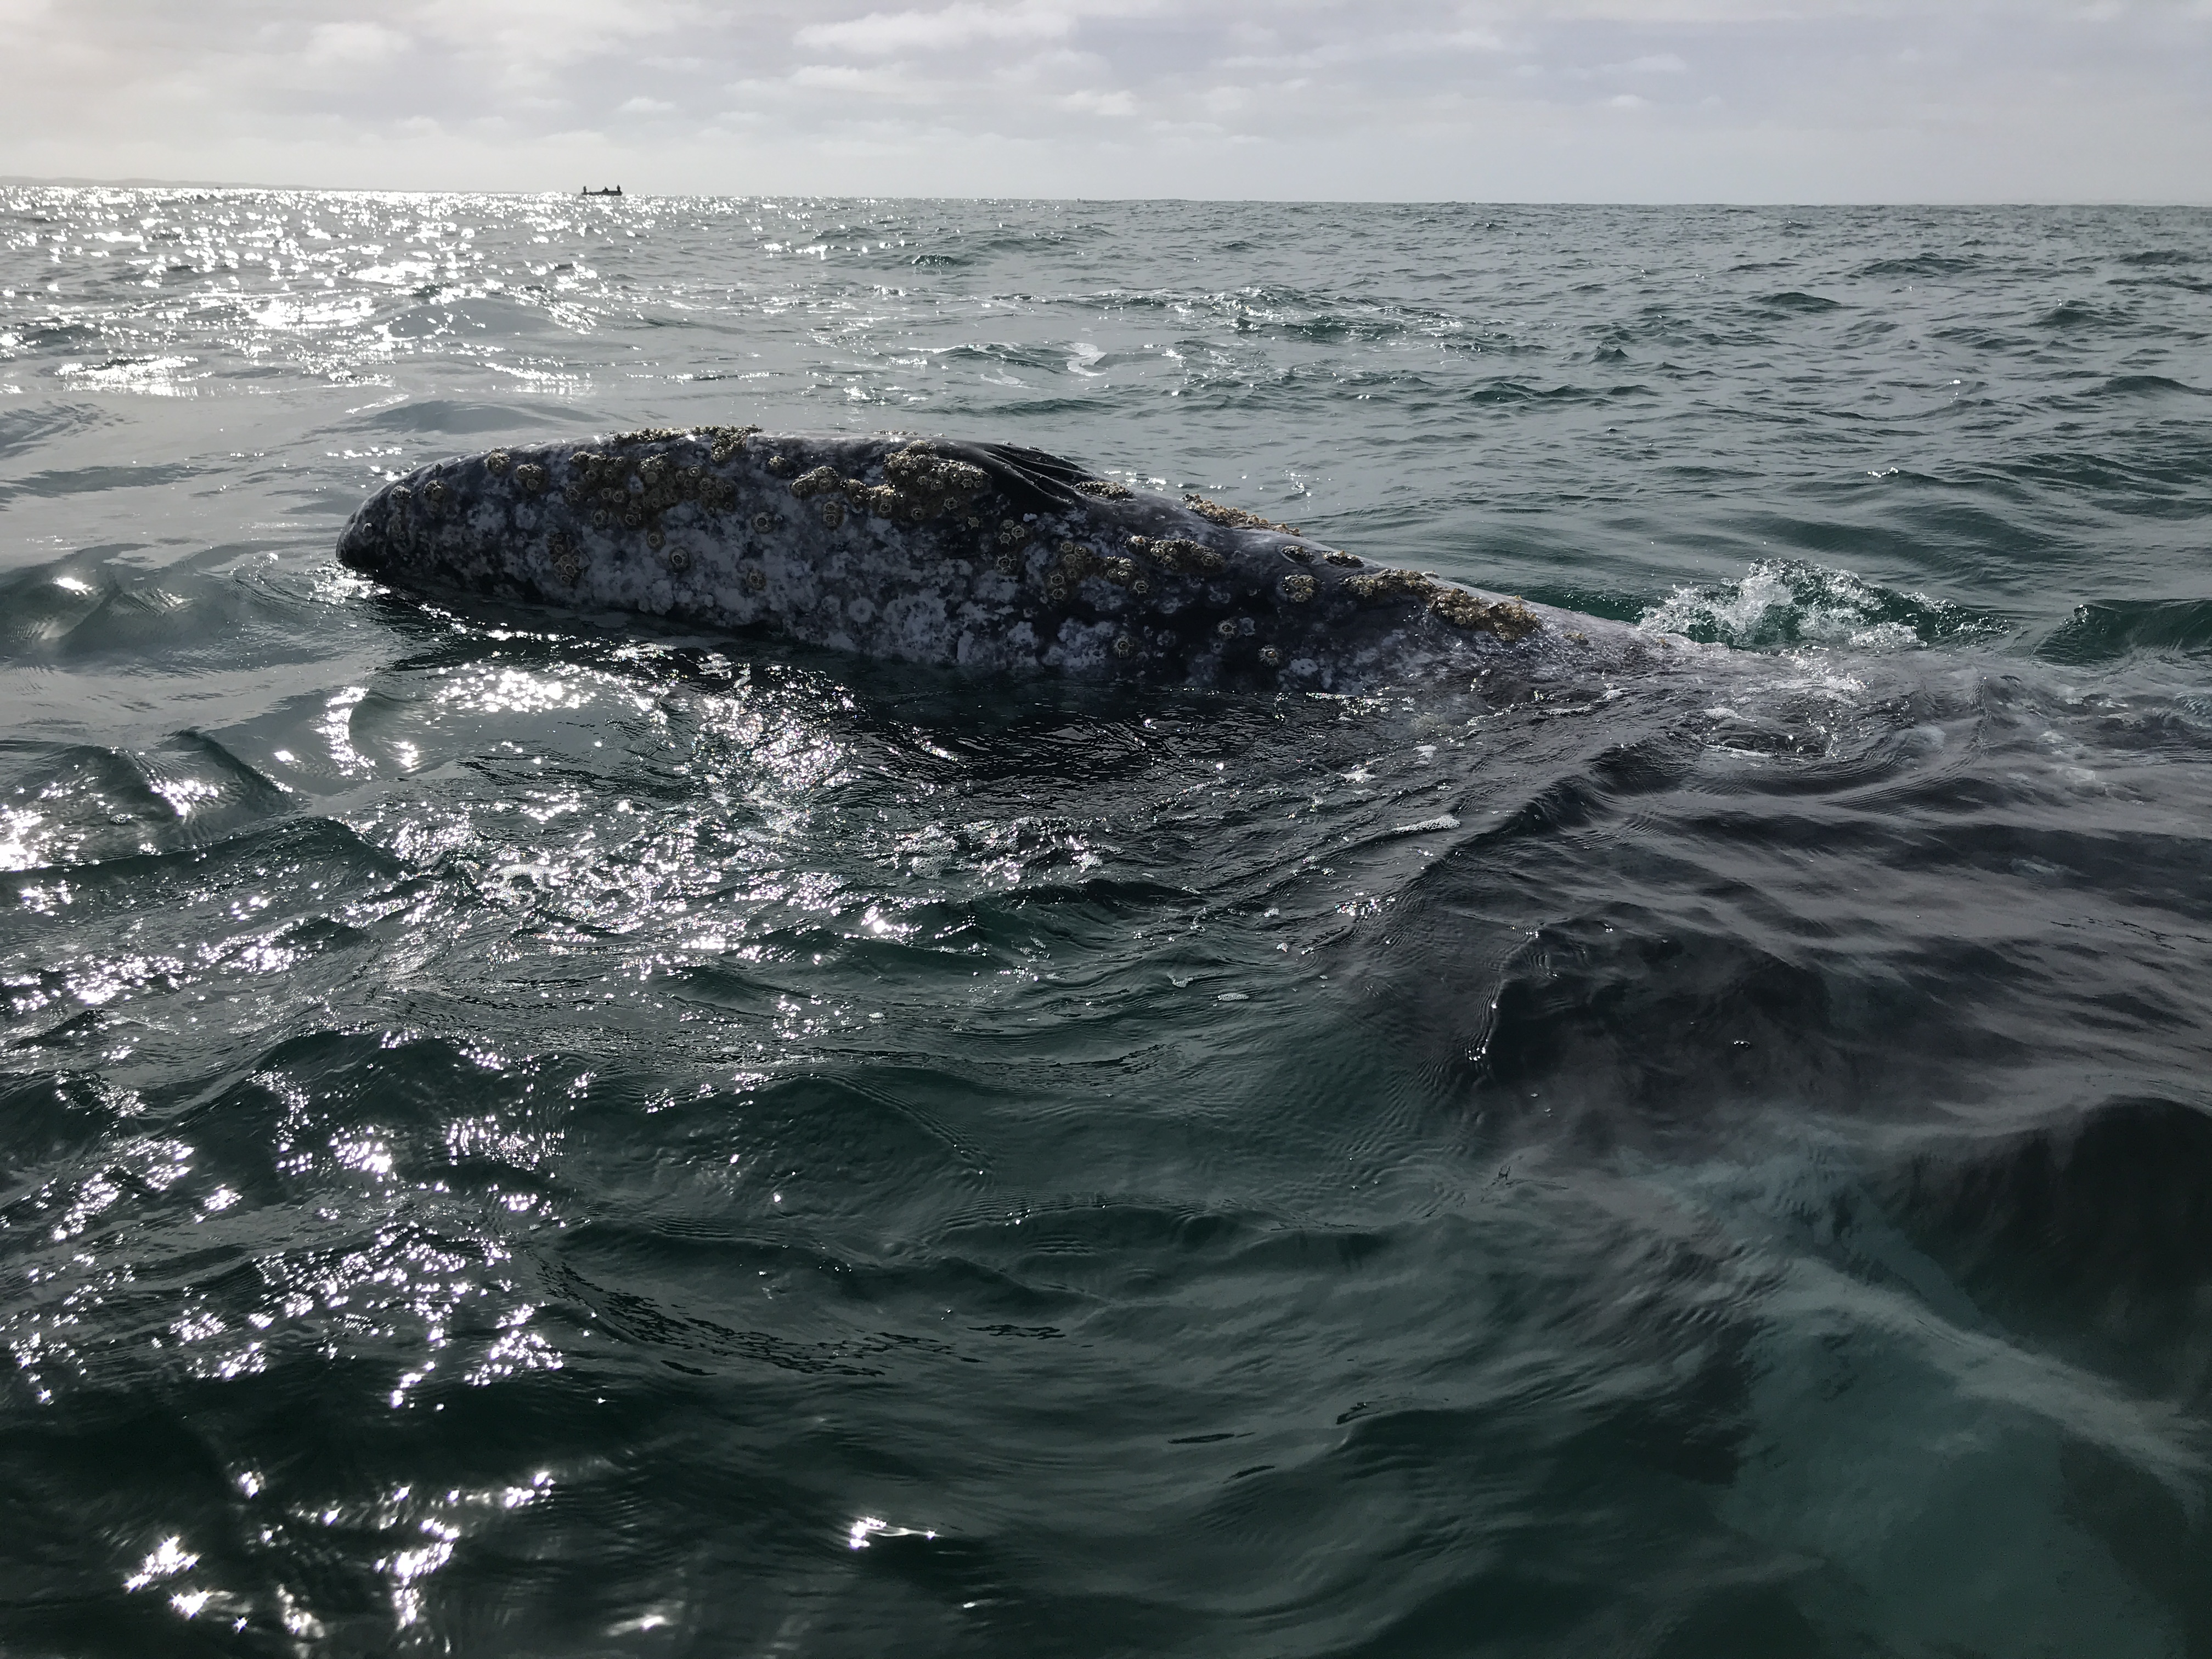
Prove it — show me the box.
[5,0,2208,201]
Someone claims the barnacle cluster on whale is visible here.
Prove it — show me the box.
[336,423,1644,692]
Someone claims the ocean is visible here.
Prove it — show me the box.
[4,190,2211,1656]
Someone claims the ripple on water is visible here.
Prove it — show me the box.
[3,193,2212,1655]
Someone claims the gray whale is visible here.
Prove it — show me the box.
[336,425,1691,693]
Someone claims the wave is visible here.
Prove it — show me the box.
[2038,599,2212,665]
[2034,299,2130,330]
[9,188,2212,1659]
[0,401,116,459]
[2097,374,2208,399]
[354,398,577,437]
[1855,255,1979,278]
[1465,379,1650,407]
[1640,561,1997,653]
[1754,292,1842,313]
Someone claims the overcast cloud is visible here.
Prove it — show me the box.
[6,0,2208,200]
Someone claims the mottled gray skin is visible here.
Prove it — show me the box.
[335,426,1693,693]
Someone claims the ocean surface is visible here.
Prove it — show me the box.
[3,191,2211,1657]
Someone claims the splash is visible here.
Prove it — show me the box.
[1640,559,1996,653]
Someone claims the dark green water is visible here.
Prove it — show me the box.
[4,193,2212,1656]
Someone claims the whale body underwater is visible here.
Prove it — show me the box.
[336,425,1710,693]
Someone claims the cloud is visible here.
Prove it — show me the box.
[1059,87,1137,116]
[794,2,1078,56]
[786,62,919,93]
[302,22,409,65]
[1,0,2207,200]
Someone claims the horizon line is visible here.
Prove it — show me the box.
[4,177,2209,210]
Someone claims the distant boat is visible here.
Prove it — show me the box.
[581,185,623,198]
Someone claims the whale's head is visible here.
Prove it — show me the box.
[334,492,394,577]
[336,474,450,585]
[336,460,514,599]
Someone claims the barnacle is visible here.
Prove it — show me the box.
[1324,551,1362,568]
[789,466,839,500]
[1148,538,1224,574]
[820,500,846,529]
[549,532,582,586]
[702,424,760,462]
[1428,586,1542,640]
[1280,573,1317,603]
[883,445,988,507]
[1076,479,1132,499]
[1279,544,1312,563]
[752,512,776,534]
[484,452,510,475]
[1216,618,1238,639]
[1113,633,1138,657]
[1062,548,1141,588]
[1346,568,1437,602]
[611,427,684,447]
[1183,492,1300,534]
[647,529,665,550]
[623,508,644,529]
[667,548,690,572]
[592,508,611,528]
[390,486,412,506]
[424,480,448,512]
[1259,646,1282,667]
[994,552,1019,575]
[765,454,795,477]
[515,463,548,494]
[741,567,768,593]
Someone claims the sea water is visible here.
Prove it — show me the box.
[4,191,2212,1656]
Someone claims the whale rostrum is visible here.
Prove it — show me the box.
[336,426,1688,691]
